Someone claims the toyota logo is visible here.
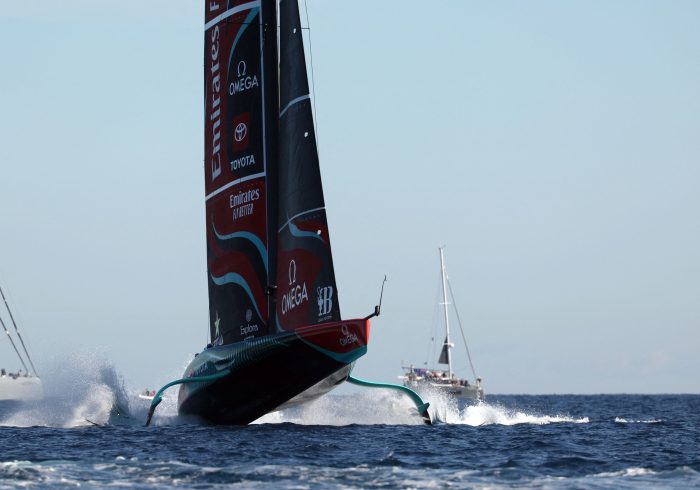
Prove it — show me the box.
[237,60,247,77]
[234,122,247,142]
[341,324,349,336]
[288,259,297,285]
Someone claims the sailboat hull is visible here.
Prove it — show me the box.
[177,319,370,425]
[403,379,484,401]
[0,375,43,401]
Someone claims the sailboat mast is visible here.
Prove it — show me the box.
[0,285,38,376]
[439,247,452,378]
[0,316,29,373]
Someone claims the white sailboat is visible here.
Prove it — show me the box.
[0,374,42,402]
[400,247,484,401]
[0,284,42,402]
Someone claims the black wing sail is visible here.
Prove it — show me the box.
[169,0,377,428]
[203,0,278,345]
[275,0,341,331]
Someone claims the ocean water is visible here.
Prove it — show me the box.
[0,359,698,489]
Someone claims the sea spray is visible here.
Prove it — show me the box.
[255,390,589,426]
[410,384,589,426]
[255,390,425,425]
[614,417,664,424]
[0,353,130,428]
[250,385,588,426]
[0,354,589,428]
[131,354,196,426]
[456,401,589,426]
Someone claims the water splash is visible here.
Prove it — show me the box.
[0,356,589,428]
[255,388,588,426]
[254,390,425,425]
[614,417,664,424]
[129,391,180,426]
[412,385,589,426]
[129,355,195,426]
[0,353,130,428]
[452,402,589,426]
[594,467,658,477]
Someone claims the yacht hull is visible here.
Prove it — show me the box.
[0,376,43,401]
[177,319,369,425]
[404,379,484,401]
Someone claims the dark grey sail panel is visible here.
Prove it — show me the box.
[438,337,450,365]
[275,0,340,332]
[278,0,324,216]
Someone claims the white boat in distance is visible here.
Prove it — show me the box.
[138,389,156,401]
[0,283,42,402]
[400,247,484,401]
[0,373,42,401]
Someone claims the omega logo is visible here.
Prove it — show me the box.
[339,323,358,346]
[282,259,308,315]
[288,259,297,286]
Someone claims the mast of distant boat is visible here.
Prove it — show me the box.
[0,285,39,376]
[439,247,453,379]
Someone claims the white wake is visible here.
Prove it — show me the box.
[614,417,664,424]
[0,354,130,428]
[0,357,589,428]
[256,388,589,426]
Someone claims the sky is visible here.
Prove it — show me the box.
[0,1,698,394]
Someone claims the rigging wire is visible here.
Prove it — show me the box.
[0,285,38,376]
[446,278,478,381]
[302,0,320,154]
[0,315,29,374]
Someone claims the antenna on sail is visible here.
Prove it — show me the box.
[365,275,387,320]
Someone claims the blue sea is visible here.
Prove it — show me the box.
[0,363,698,489]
